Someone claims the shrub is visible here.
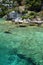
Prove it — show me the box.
[22,15,28,19]
[29,11,37,18]
[25,0,41,11]
[22,10,28,14]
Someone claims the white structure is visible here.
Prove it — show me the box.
[14,17,23,23]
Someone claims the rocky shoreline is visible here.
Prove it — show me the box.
[1,20,43,27]
[1,10,43,27]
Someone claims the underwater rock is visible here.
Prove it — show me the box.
[17,54,36,65]
[19,24,27,27]
[9,48,36,65]
[8,55,15,64]
[9,48,17,55]
[4,30,11,34]
[17,54,26,59]
[8,56,15,61]
[27,58,36,65]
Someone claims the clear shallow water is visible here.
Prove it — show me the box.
[0,18,5,23]
[0,19,43,65]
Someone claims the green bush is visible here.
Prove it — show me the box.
[22,15,28,19]
[28,16,35,20]
[22,10,28,14]
[29,12,37,16]
[25,0,41,11]
[22,11,37,20]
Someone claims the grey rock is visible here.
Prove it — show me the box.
[7,11,22,20]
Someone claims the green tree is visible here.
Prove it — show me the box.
[2,0,6,3]
[25,0,41,11]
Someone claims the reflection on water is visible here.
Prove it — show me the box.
[0,20,43,65]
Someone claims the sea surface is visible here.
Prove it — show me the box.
[0,18,43,65]
[0,18,5,23]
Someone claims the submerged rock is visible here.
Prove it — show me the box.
[17,54,25,59]
[9,48,17,55]
[19,24,27,27]
[4,30,11,34]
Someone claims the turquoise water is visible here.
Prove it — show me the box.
[0,18,5,22]
[0,19,43,65]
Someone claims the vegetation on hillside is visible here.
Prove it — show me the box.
[0,0,43,17]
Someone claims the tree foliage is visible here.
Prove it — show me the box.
[25,0,42,11]
[13,0,42,11]
[0,0,42,17]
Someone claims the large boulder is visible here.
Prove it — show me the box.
[6,11,21,20]
[13,17,23,24]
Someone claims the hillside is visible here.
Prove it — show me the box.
[0,0,43,18]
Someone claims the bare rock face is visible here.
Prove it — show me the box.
[6,11,21,20]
